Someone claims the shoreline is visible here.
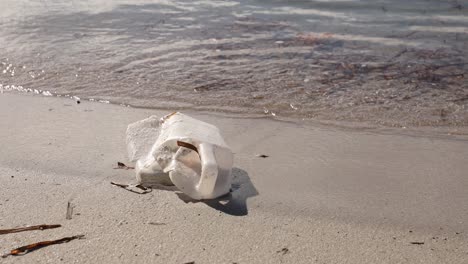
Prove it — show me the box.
[1,93,467,263]
[3,90,468,139]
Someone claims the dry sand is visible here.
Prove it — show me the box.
[0,93,467,263]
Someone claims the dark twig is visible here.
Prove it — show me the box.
[388,48,408,62]
[0,225,61,235]
[276,247,290,255]
[1,235,85,258]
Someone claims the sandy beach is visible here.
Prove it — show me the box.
[1,0,467,263]
[0,93,467,263]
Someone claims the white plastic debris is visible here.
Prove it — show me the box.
[128,112,234,200]
[72,96,80,104]
[126,115,160,162]
[126,115,172,186]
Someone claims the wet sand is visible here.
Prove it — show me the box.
[0,93,467,263]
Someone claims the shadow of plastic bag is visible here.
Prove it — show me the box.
[175,167,258,216]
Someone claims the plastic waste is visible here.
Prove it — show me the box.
[131,112,234,200]
[126,115,160,162]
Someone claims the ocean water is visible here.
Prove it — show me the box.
[0,0,467,126]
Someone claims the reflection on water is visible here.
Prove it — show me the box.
[0,0,467,126]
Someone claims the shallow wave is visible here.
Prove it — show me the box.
[1,0,467,126]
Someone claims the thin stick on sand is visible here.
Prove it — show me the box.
[110,182,152,194]
[66,202,74,220]
[0,225,61,235]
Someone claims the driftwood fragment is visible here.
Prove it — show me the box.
[114,162,135,170]
[0,225,61,235]
[1,235,85,258]
[110,182,152,194]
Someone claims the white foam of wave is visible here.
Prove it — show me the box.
[409,26,468,34]
[0,84,55,97]
[0,83,114,105]
[253,7,353,21]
